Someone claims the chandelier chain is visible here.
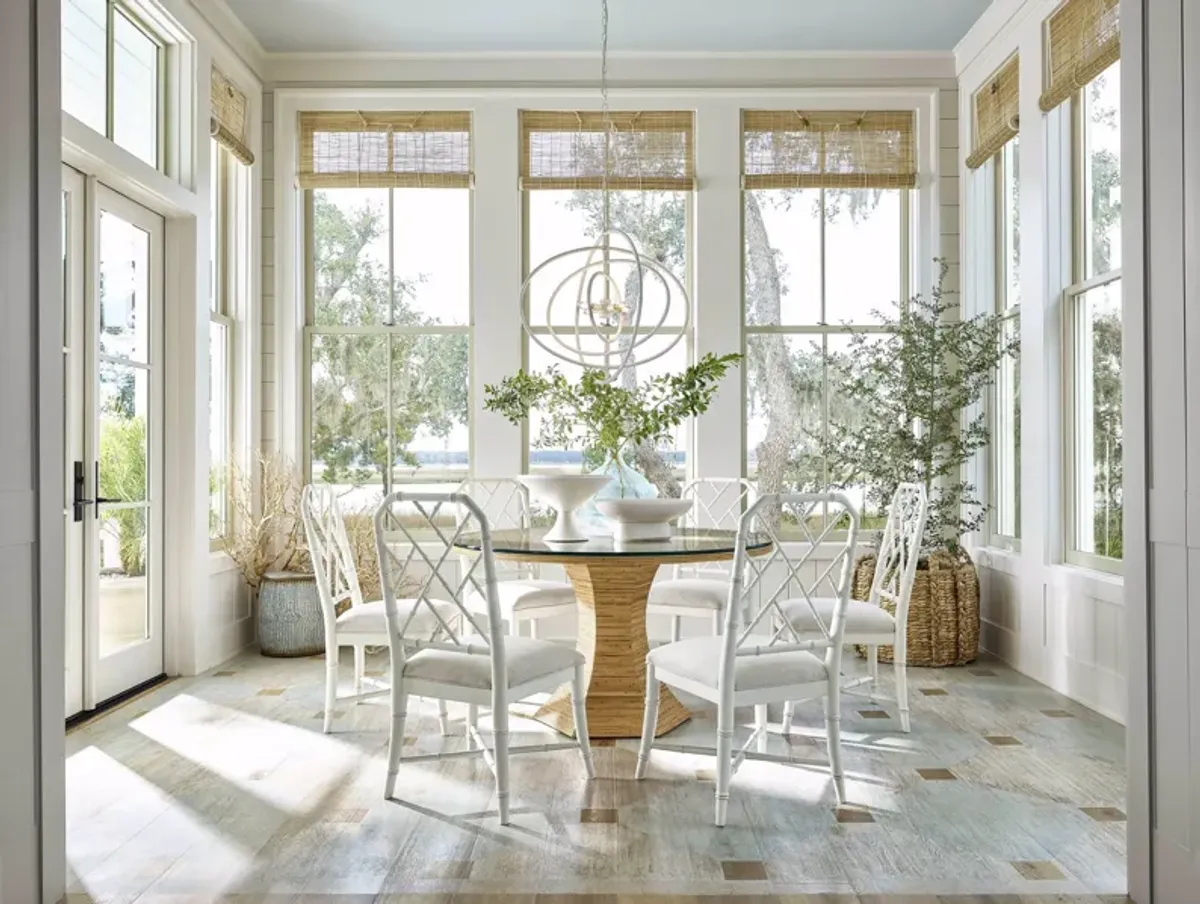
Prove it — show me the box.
[600,0,611,233]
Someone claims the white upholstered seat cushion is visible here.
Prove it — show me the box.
[647,577,729,611]
[402,636,583,690]
[335,599,455,637]
[465,579,576,616]
[781,597,897,637]
[648,635,829,692]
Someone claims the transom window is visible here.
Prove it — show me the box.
[62,0,165,169]
[301,111,473,508]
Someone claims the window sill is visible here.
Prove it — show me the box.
[209,550,239,576]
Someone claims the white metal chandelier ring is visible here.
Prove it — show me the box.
[520,228,691,380]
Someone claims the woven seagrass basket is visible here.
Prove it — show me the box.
[852,549,979,667]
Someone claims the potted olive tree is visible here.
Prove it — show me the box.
[822,259,1019,667]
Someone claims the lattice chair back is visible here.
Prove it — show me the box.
[866,483,928,622]
[301,484,366,634]
[721,492,860,685]
[373,490,506,685]
[672,478,757,581]
[456,478,535,581]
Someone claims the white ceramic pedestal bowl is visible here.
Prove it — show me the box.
[595,498,694,542]
[516,474,613,542]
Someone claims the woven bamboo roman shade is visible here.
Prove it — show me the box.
[520,111,695,190]
[966,55,1020,170]
[299,111,472,189]
[741,110,917,190]
[1040,0,1120,112]
[210,67,254,166]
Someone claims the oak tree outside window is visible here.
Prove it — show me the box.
[301,112,472,511]
[519,111,695,494]
[741,110,914,530]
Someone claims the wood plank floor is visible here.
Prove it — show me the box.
[64,648,1128,903]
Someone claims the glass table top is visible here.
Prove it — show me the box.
[453,527,772,559]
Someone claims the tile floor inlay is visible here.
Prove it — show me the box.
[1011,860,1068,880]
[721,860,770,881]
[64,648,1127,899]
[858,709,890,719]
[916,768,958,781]
[920,687,949,696]
[1081,807,1127,822]
[984,735,1023,746]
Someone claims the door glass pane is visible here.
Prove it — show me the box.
[98,358,150,656]
[61,0,107,135]
[99,210,150,362]
[112,9,159,168]
[98,506,149,656]
[99,361,149,504]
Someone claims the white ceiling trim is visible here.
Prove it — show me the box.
[185,0,269,78]
[263,50,957,88]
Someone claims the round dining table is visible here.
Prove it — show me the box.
[452,526,773,739]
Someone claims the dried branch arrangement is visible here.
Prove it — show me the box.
[220,452,309,590]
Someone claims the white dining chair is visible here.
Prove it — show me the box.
[301,484,451,735]
[647,478,756,641]
[635,492,860,827]
[457,478,577,639]
[374,489,595,825]
[781,483,928,733]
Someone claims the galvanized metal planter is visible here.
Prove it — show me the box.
[258,570,324,657]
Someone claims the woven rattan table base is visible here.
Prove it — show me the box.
[533,560,691,739]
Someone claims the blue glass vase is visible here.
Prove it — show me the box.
[579,453,658,536]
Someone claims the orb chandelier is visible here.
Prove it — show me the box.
[519,0,692,383]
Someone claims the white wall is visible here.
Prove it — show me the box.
[2,0,64,900]
[1133,0,1200,898]
[955,0,1127,724]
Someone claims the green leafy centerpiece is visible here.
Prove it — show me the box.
[485,352,741,537]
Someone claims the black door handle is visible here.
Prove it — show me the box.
[72,461,90,522]
[92,463,124,508]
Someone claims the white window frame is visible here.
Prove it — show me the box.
[63,0,170,170]
[209,140,234,547]
[519,188,696,480]
[272,89,940,509]
[740,186,912,523]
[1063,64,1123,575]
[301,185,474,494]
[989,139,1022,550]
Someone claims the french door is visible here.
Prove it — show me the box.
[63,165,165,717]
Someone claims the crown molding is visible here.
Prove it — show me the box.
[954,0,1035,77]
[186,0,269,78]
[263,50,957,88]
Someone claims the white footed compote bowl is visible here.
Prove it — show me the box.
[595,498,693,542]
[516,474,613,542]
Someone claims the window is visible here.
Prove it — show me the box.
[1066,60,1122,569]
[209,141,233,543]
[993,137,1021,543]
[301,112,472,508]
[519,111,694,494]
[62,0,164,168]
[742,111,915,530]
[208,69,253,545]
